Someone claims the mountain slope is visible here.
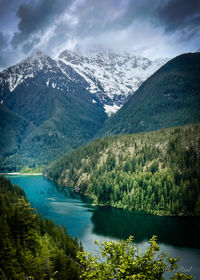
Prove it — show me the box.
[46,123,200,216]
[0,53,107,169]
[0,104,34,158]
[16,83,106,165]
[0,48,168,170]
[0,51,78,99]
[58,47,168,115]
[0,175,81,279]
[0,48,168,116]
[97,52,200,136]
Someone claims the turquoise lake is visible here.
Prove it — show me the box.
[7,175,200,279]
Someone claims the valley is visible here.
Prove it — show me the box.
[0,49,200,279]
[0,48,168,171]
[46,122,200,216]
[98,52,200,137]
[6,175,200,279]
[1,1,200,279]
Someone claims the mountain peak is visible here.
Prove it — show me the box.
[87,45,115,57]
[57,47,168,115]
[25,50,53,64]
[97,52,200,136]
[0,50,62,94]
[0,46,169,115]
[31,50,45,57]
[58,49,83,65]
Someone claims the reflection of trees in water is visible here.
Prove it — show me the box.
[52,180,94,207]
[91,206,200,248]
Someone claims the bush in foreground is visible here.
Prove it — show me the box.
[78,236,192,280]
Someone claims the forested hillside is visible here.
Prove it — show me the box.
[0,176,192,280]
[46,123,200,216]
[0,52,107,171]
[97,52,200,137]
[0,81,106,171]
[0,104,34,158]
[0,176,81,280]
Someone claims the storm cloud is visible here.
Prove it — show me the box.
[0,0,199,70]
[154,0,200,33]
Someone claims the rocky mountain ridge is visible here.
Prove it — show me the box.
[0,48,168,115]
[58,48,168,114]
[97,52,200,136]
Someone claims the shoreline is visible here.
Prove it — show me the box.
[1,172,42,176]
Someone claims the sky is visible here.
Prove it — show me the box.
[0,0,199,70]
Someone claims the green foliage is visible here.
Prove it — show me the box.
[0,176,81,280]
[46,123,200,216]
[78,236,192,280]
[97,52,200,138]
[19,165,42,174]
[0,104,33,158]
[0,176,194,279]
[0,81,107,171]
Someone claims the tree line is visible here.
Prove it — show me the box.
[46,123,200,216]
[0,176,193,279]
[0,175,81,280]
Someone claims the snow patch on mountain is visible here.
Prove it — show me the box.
[58,48,168,114]
[104,104,122,116]
[0,51,78,100]
[0,48,168,115]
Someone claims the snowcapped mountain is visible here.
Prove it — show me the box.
[0,48,168,115]
[58,47,168,115]
[0,47,170,169]
[0,50,107,167]
[0,51,82,101]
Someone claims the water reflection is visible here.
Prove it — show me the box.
[91,206,200,248]
[7,175,200,249]
[7,175,200,279]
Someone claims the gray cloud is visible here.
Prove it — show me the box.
[154,0,200,32]
[11,0,72,47]
[68,0,200,47]
[0,0,199,69]
[72,0,128,37]
[0,32,19,69]
[72,0,200,38]
[22,37,40,53]
[0,32,7,50]
[0,32,10,68]
[0,0,19,17]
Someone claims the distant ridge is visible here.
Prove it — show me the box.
[96,52,200,137]
[0,52,107,170]
[46,122,200,216]
[0,47,167,170]
[58,47,168,115]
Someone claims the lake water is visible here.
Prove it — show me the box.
[7,175,200,279]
